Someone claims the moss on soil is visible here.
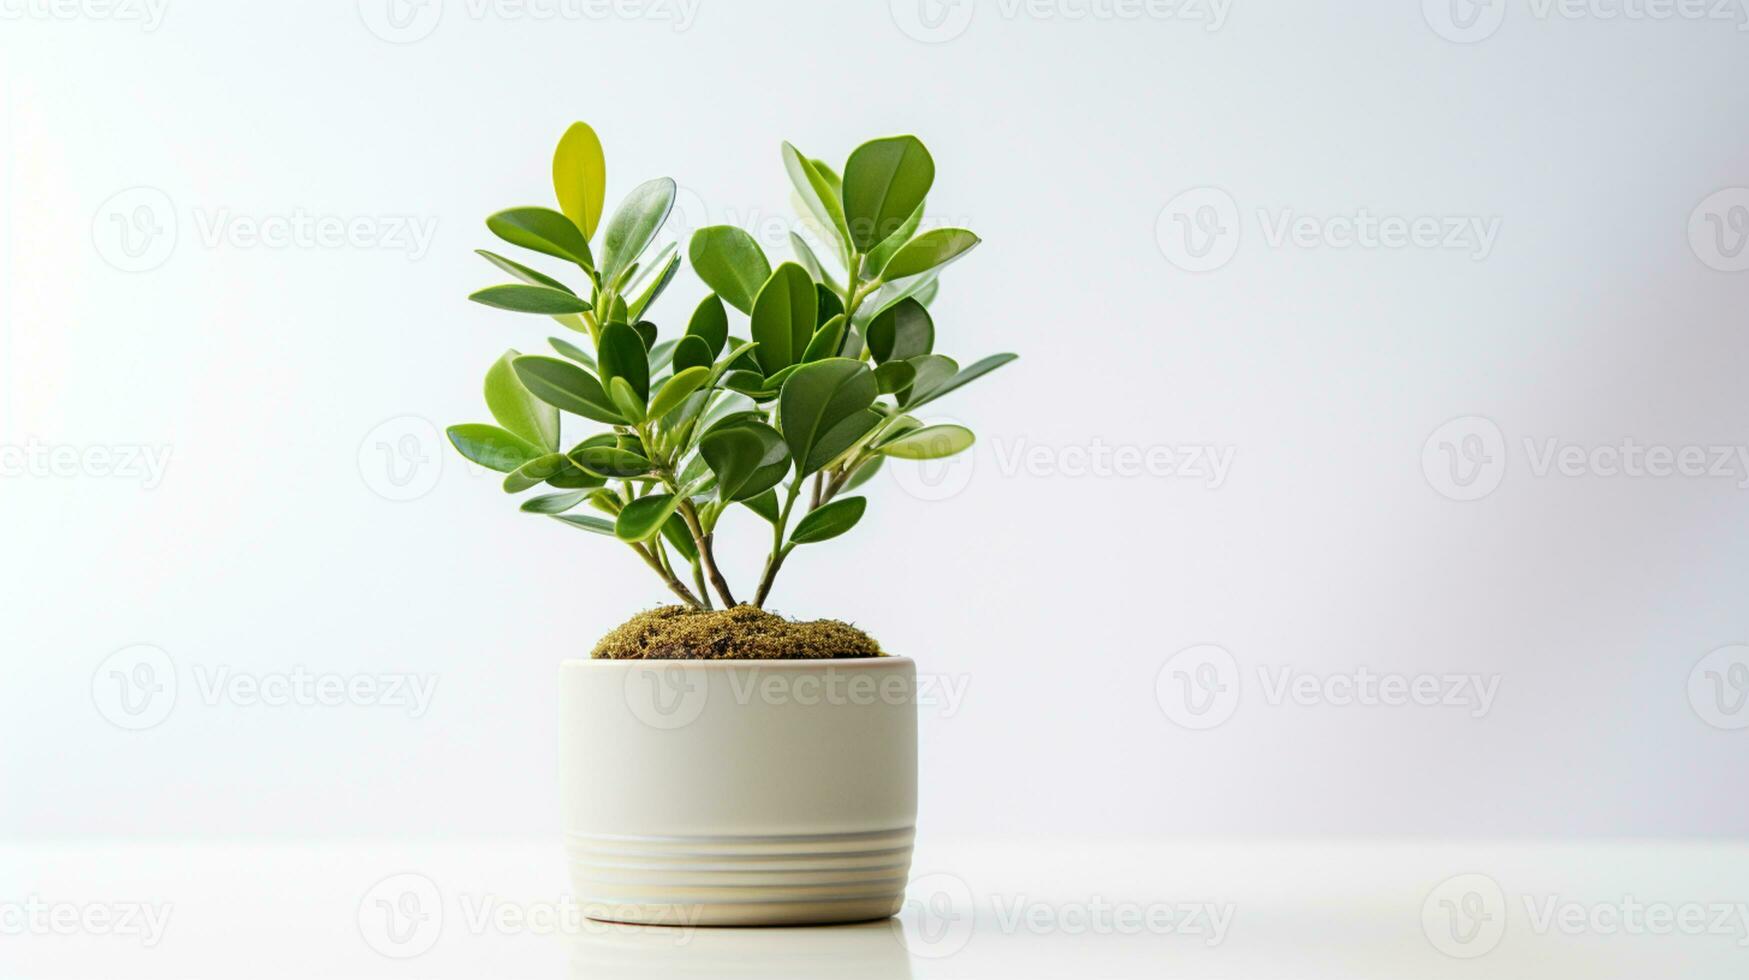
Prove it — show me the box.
[591,605,882,660]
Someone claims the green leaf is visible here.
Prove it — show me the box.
[615,493,681,542]
[839,135,937,253]
[470,284,592,315]
[700,420,790,502]
[744,488,781,523]
[686,294,729,359]
[486,207,594,270]
[801,314,847,364]
[672,334,714,374]
[899,354,958,407]
[631,320,658,352]
[815,284,844,327]
[521,489,589,514]
[811,158,843,196]
[661,513,699,563]
[723,369,773,399]
[512,355,623,424]
[484,349,559,452]
[760,364,805,396]
[569,444,654,479]
[609,377,646,423]
[843,455,884,492]
[504,452,576,492]
[749,263,817,375]
[880,228,979,282]
[782,142,851,258]
[550,313,591,334]
[545,468,607,489]
[853,271,939,328]
[599,177,676,284]
[866,200,924,272]
[874,360,916,395]
[552,121,607,240]
[839,322,865,360]
[597,321,650,402]
[552,513,617,535]
[689,226,772,315]
[875,415,923,446]
[789,232,840,292]
[680,451,717,496]
[447,423,542,473]
[907,352,1018,408]
[648,338,679,374]
[544,435,615,489]
[648,365,710,420]
[697,499,724,532]
[628,249,680,320]
[475,249,573,293]
[866,298,934,363]
[624,241,675,291]
[571,432,618,453]
[842,136,935,253]
[777,358,880,477]
[602,294,629,326]
[789,495,867,544]
[880,424,975,460]
[711,342,763,383]
[699,391,759,433]
[552,315,594,339]
[548,336,596,369]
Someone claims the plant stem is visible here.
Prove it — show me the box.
[752,479,805,608]
[639,415,739,609]
[652,535,677,581]
[841,253,865,326]
[690,560,712,611]
[820,464,853,507]
[632,542,703,608]
[814,408,904,509]
[678,498,738,608]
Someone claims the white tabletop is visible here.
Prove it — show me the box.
[3,838,1745,978]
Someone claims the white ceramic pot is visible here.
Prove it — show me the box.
[560,656,918,927]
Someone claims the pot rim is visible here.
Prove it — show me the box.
[561,655,910,669]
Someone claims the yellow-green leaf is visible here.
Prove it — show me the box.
[879,424,974,460]
[552,121,607,239]
[648,365,710,420]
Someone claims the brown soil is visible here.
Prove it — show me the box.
[591,605,882,660]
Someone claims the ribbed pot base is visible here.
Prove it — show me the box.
[567,827,915,926]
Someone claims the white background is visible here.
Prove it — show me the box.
[2,0,1747,843]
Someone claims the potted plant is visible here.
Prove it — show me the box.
[446,121,1016,926]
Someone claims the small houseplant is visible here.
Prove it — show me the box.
[447,122,1014,925]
